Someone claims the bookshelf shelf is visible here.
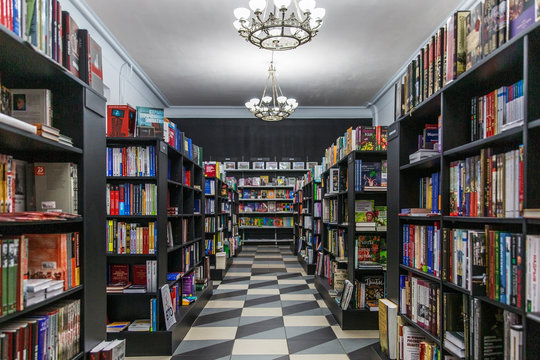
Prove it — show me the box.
[107,176,157,181]
[0,218,83,228]
[238,198,293,202]
[240,212,294,215]
[225,169,307,173]
[0,286,83,325]
[528,119,540,129]
[526,312,540,324]
[167,179,182,187]
[106,215,158,220]
[442,216,523,224]
[441,281,471,295]
[71,352,84,360]
[476,296,522,314]
[397,91,443,124]
[107,253,156,258]
[400,156,440,171]
[106,292,158,297]
[400,313,441,346]
[238,185,295,189]
[442,126,523,158]
[399,264,440,282]
[239,226,294,229]
[167,244,183,253]
[398,215,442,221]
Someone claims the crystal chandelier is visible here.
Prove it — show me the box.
[233,0,326,51]
[245,55,298,121]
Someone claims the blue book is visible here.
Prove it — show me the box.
[136,107,164,137]
[12,0,20,36]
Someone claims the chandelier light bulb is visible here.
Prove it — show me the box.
[233,20,242,30]
[234,7,251,20]
[311,7,325,19]
[277,96,287,103]
[262,96,272,103]
[298,0,316,13]
[274,0,292,10]
[309,18,320,29]
[249,0,267,12]
[269,28,281,36]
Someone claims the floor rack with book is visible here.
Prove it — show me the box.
[315,149,387,330]
[0,23,107,358]
[296,177,322,275]
[226,167,306,244]
[105,134,211,356]
[386,21,540,360]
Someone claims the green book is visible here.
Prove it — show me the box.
[1,239,7,315]
[8,238,18,314]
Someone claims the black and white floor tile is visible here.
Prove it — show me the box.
[128,245,381,360]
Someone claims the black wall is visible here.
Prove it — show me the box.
[172,118,372,162]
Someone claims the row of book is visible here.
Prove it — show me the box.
[238,217,293,227]
[0,233,79,316]
[348,276,384,310]
[163,118,203,165]
[470,80,525,141]
[396,2,539,118]
[205,233,223,255]
[88,339,126,360]
[239,201,293,213]
[356,235,387,268]
[2,0,104,93]
[314,202,322,217]
[0,159,78,215]
[327,228,346,260]
[220,160,314,171]
[237,175,296,187]
[106,221,156,255]
[0,299,82,360]
[449,146,522,218]
[527,234,540,312]
[322,198,338,223]
[239,189,294,200]
[204,179,217,195]
[166,219,190,247]
[182,244,201,273]
[204,216,224,233]
[106,261,157,294]
[418,173,440,213]
[315,252,342,290]
[322,126,388,170]
[399,275,440,337]
[402,223,441,277]
[106,146,156,177]
[106,183,157,216]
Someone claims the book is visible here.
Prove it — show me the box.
[34,162,78,214]
[106,322,130,333]
[160,284,176,330]
[466,1,483,70]
[136,107,164,137]
[379,299,398,359]
[10,89,52,126]
[508,0,535,39]
[62,11,80,77]
[128,319,151,332]
[107,105,136,137]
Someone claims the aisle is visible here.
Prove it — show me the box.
[130,245,382,360]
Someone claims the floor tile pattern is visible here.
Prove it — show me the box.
[132,245,382,360]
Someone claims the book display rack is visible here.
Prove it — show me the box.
[387,22,540,360]
[295,178,322,275]
[0,24,107,358]
[315,150,387,330]
[105,135,211,356]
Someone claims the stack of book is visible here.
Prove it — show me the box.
[88,339,126,360]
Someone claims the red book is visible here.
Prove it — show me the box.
[204,163,217,177]
[57,2,63,65]
[120,186,124,215]
[122,147,127,175]
[409,225,414,268]
[143,227,148,254]
[132,264,147,286]
[109,264,129,284]
[107,105,136,138]
[115,186,120,215]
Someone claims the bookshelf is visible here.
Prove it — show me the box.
[293,186,303,255]
[386,22,540,360]
[295,179,322,275]
[105,136,211,356]
[226,168,306,244]
[0,23,107,357]
[315,150,387,330]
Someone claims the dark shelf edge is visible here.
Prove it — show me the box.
[399,264,441,282]
[443,126,523,157]
[476,296,523,314]
[399,313,441,345]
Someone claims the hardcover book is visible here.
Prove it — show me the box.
[34,162,77,214]
[238,162,250,169]
[11,89,52,126]
[136,107,164,137]
[360,126,376,151]
[252,161,264,170]
[27,234,69,289]
[106,105,136,137]
[362,275,384,300]
[356,235,381,263]
[266,162,278,170]
[224,162,235,170]
[279,162,291,169]
[361,162,382,187]
[508,0,535,39]
[293,162,305,169]
[63,12,79,77]
[466,1,483,70]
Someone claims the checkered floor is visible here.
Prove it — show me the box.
[129,245,382,360]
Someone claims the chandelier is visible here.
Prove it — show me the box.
[233,0,326,51]
[245,55,298,121]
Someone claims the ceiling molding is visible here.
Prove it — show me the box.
[368,0,478,107]
[165,106,373,119]
[72,0,170,106]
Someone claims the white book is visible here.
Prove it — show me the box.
[34,162,76,213]
[26,278,52,292]
[411,277,418,322]
[11,89,52,126]
[509,325,523,360]
[514,149,519,218]
[402,326,425,360]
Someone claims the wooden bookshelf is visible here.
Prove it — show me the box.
[0,23,107,357]
[387,23,540,359]
[105,134,209,356]
[316,150,387,330]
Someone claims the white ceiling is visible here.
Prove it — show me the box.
[86,0,462,107]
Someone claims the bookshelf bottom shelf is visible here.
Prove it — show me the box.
[314,275,379,330]
[210,255,234,280]
[297,253,316,275]
[107,282,213,356]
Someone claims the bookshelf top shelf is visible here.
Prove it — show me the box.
[0,122,83,159]
[442,126,523,159]
[400,156,441,171]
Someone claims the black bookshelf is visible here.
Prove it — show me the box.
[387,23,540,360]
[295,179,321,275]
[316,150,387,330]
[0,23,107,357]
[226,168,304,245]
[105,135,209,356]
